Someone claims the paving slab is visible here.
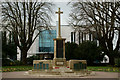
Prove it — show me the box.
[2,71,119,78]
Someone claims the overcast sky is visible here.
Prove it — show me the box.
[51,2,72,26]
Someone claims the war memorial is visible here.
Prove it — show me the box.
[27,8,93,77]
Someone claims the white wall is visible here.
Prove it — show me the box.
[61,25,74,43]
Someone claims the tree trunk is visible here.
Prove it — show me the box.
[21,49,27,64]
[108,54,115,65]
[99,38,115,65]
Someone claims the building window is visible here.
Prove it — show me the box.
[74,32,76,43]
[71,32,76,43]
[79,32,80,45]
[84,33,86,41]
[81,32,83,43]
[89,33,91,41]
[39,30,56,52]
[71,32,73,42]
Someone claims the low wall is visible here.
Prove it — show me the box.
[33,60,53,70]
[68,60,87,70]
[33,59,87,71]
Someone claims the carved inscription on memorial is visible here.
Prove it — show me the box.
[56,61,64,66]
[56,40,63,58]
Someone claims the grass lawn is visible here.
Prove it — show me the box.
[1,66,120,72]
[87,66,120,72]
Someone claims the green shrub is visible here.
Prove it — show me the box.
[65,41,101,66]
[2,59,14,66]
[65,42,78,60]
[14,60,23,66]
[27,55,40,65]
[75,41,101,65]
[114,58,120,67]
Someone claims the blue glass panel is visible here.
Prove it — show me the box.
[39,30,56,52]
[74,64,79,70]
[51,43,54,47]
[37,64,39,70]
[50,47,54,52]
[34,64,36,69]
[45,42,50,47]
[43,64,45,69]
[39,62,43,69]
[79,62,82,69]
[46,64,49,69]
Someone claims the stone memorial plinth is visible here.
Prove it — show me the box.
[32,8,87,74]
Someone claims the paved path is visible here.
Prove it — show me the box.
[2,71,119,78]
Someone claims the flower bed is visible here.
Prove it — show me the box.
[2,66,33,72]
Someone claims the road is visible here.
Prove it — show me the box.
[2,71,120,80]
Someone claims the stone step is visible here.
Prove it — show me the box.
[52,67,73,73]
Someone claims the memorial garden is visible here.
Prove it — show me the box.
[1,1,120,79]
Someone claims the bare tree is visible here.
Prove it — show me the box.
[69,1,120,65]
[2,1,54,64]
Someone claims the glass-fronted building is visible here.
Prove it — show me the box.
[39,30,56,53]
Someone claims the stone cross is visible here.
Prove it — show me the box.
[56,8,63,38]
